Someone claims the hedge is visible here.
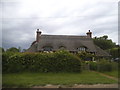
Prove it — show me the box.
[89,59,118,72]
[2,50,81,73]
[89,61,97,71]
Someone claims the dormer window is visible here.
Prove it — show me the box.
[59,46,66,50]
[77,46,86,51]
[43,46,53,51]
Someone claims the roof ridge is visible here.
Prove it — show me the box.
[42,34,87,36]
[41,34,90,38]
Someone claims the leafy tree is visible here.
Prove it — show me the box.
[109,47,120,58]
[0,47,5,52]
[93,35,116,50]
[22,49,27,52]
[102,35,108,40]
[77,51,94,61]
[6,47,19,52]
[18,46,21,52]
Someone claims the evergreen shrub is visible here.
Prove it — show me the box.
[2,50,81,73]
[86,59,118,72]
[97,59,112,72]
[89,61,97,71]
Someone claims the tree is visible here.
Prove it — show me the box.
[18,46,21,52]
[6,47,19,52]
[77,51,94,61]
[93,35,116,50]
[22,49,27,52]
[0,47,4,52]
[102,35,108,40]
[109,47,120,58]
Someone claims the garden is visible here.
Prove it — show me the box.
[2,50,118,88]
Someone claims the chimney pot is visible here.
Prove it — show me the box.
[86,30,92,38]
[36,29,42,42]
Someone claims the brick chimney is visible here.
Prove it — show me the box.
[86,30,92,38]
[36,29,42,42]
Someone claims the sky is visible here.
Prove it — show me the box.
[1,0,119,50]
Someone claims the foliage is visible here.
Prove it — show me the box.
[22,49,27,52]
[109,47,120,58]
[18,47,22,52]
[2,52,21,72]
[97,59,112,72]
[6,47,20,52]
[88,59,118,72]
[93,35,116,50]
[77,51,94,61]
[2,50,81,73]
[89,61,97,71]
[0,47,4,52]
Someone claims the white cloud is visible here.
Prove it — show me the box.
[2,0,119,49]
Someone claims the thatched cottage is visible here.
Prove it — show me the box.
[27,29,109,57]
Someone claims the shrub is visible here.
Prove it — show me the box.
[2,52,17,73]
[2,50,81,73]
[7,53,24,73]
[97,59,112,72]
[54,50,81,72]
[89,61,97,71]
[111,62,118,71]
[88,59,118,72]
[77,52,94,61]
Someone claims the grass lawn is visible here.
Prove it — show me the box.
[102,71,118,78]
[3,71,117,88]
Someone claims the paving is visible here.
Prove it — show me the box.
[33,72,118,88]
[33,84,118,88]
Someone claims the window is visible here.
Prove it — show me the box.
[43,46,53,51]
[77,47,86,51]
[59,46,66,50]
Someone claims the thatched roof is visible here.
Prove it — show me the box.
[95,45,110,56]
[27,34,109,56]
[37,35,96,52]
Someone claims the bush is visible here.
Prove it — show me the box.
[7,53,24,73]
[54,51,81,72]
[77,52,94,61]
[88,59,118,72]
[97,59,112,72]
[2,50,81,73]
[2,52,17,73]
[89,61,97,71]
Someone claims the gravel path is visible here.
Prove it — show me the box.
[33,84,118,88]
[33,72,118,88]
[92,71,118,81]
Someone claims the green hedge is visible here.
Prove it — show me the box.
[89,61,97,71]
[89,59,118,72]
[2,50,81,73]
[97,60,112,72]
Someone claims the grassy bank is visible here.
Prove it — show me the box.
[3,71,117,88]
[102,71,118,78]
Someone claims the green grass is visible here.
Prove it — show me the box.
[3,71,117,88]
[102,71,118,78]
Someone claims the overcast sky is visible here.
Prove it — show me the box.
[1,0,119,50]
